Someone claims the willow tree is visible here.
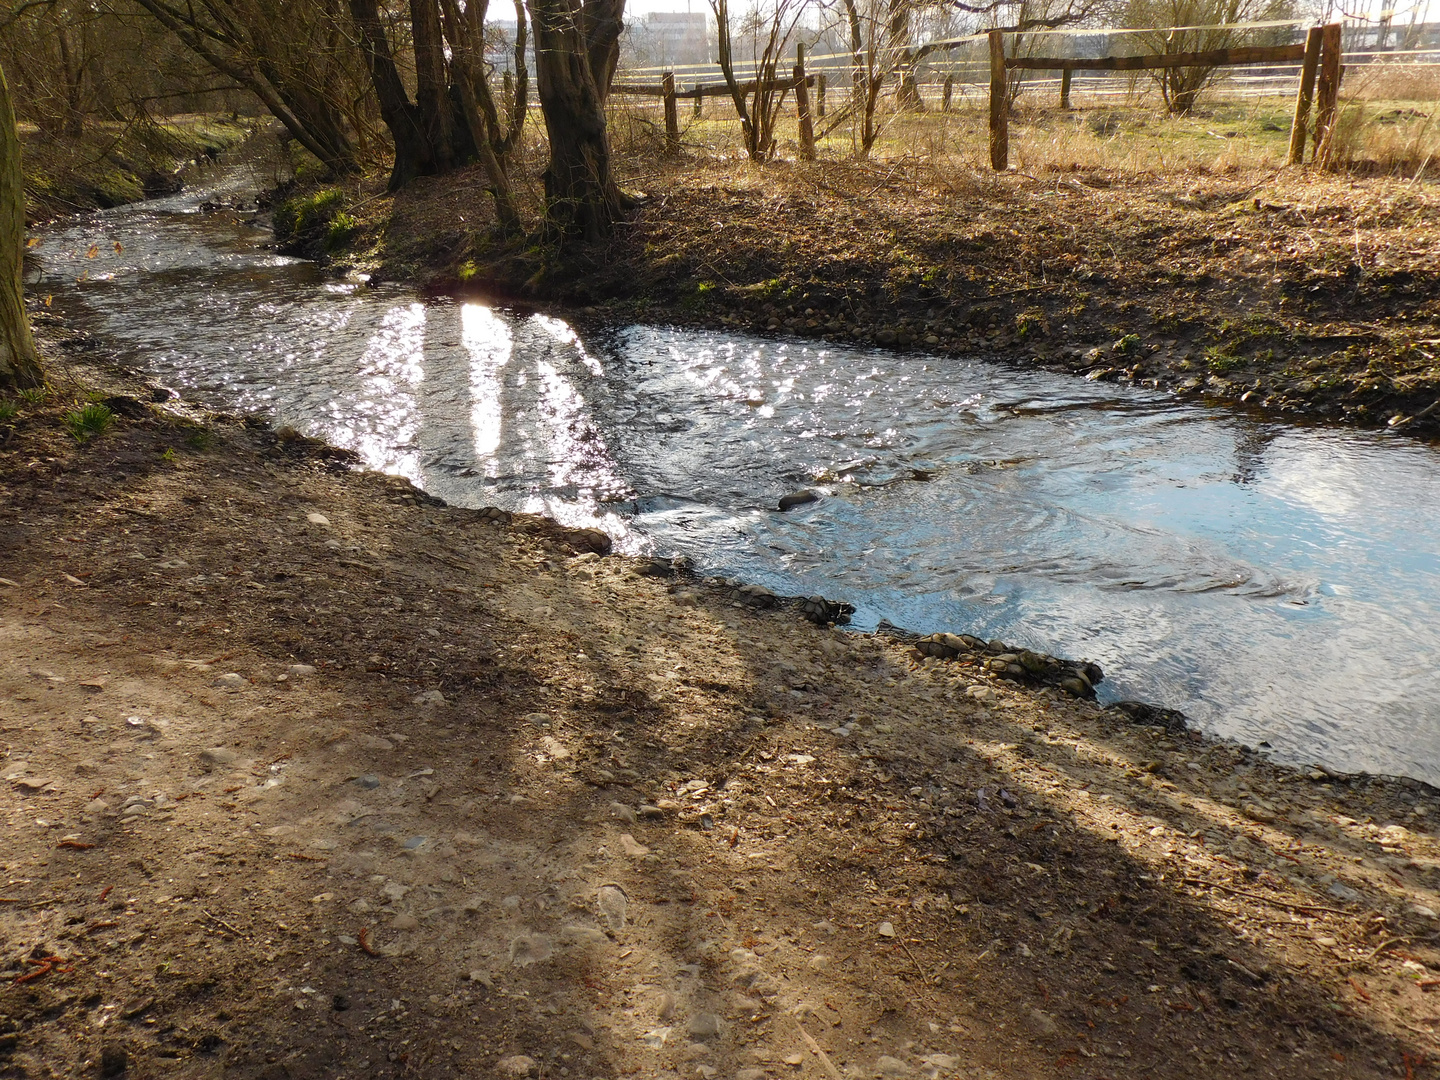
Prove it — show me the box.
[0,63,41,390]
[527,0,627,241]
[347,0,523,229]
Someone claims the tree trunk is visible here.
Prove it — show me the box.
[528,0,625,241]
[410,0,458,171]
[582,0,624,105]
[348,0,438,189]
[0,64,42,391]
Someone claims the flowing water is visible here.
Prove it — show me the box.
[30,176,1440,784]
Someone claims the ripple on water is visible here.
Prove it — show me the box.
[34,189,1440,784]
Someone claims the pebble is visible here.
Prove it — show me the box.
[287,664,316,677]
[619,833,651,857]
[877,1056,913,1077]
[213,672,248,690]
[597,884,628,931]
[200,747,238,769]
[496,1054,537,1077]
[965,685,997,704]
[687,1012,722,1039]
[306,512,330,526]
[1026,1008,1059,1036]
[411,690,447,707]
[609,801,637,823]
[778,490,819,511]
[508,933,553,967]
[392,913,419,930]
[877,921,895,938]
[354,774,380,789]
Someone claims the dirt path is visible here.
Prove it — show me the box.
[4,349,1440,1080]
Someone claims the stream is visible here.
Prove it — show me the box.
[29,173,1440,785]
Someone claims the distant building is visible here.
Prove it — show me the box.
[623,11,713,69]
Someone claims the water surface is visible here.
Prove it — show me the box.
[32,182,1440,783]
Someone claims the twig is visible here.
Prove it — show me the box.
[201,909,246,937]
[794,1022,845,1080]
[1365,936,1412,960]
[1182,876,1350,916]
[896,937,932,986]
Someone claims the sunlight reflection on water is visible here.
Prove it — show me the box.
[33,186,1440,784]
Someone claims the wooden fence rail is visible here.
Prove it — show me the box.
[989,23,1342,171]
[609,67,817,161]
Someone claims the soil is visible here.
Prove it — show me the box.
[6,336,1440,1080]
[339,155,1440,441]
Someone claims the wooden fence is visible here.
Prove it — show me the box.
[988,23,1343,170]
[609,45,819,160]
[610,24,1345,172]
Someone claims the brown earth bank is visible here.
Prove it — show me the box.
[7,338,1440,1080]
[320,156,1440,441]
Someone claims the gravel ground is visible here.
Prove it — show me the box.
[3,344,1440,1080]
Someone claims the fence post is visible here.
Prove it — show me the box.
[662,71,679,156]
[1312,22,1342,166]
[1287,26,1323,164]
[817,73,827,119]
[989,29,1008,171]
[693,87,703,118]
[1059,68,1072,109]
[942,74,953,112]
[794,43,815,161]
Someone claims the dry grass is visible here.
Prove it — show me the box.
[605,75,1440,180]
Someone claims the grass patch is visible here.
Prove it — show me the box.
[64,402,114,442]
[0,400,17,424]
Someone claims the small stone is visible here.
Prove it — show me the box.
[640,1026,672,1048]
[540,736,571,760]
[597,884,628,932]
[306,512,331,526]
[199,747,237,769]
[508,933,553,967]
[100,1043,128,1077]
[737,1070,767,1080]
[688,1012,722,1039]
[1026,1008,1058,1037]
[354,774,380,789]
[784,1053,805,1067]
[496,1054,537,1077]
[619,833,651,857]
[356,735,394,751]
[965,685,996,704]
[412,689,447,707]
[877,921,895,938]
[1315,936,1338,947]
[609,801,637,824]
[392,913,419,930]
[467,969,494,987]
[213,673,248,690]
[1412,905,1438,919]
[778,490,820,511]
[523,712,551,725]
[1242,803,1277,824]
[287,664,316,677]
[876,1056,913,1077]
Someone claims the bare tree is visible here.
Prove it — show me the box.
[1122,0,1295,113]
[0,62,41,390]
[126,0,362,174]
[712,0,806,162]
[526,0,628,240]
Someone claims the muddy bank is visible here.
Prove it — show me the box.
[5,331,1440,1078]
[324,158,1440,441]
